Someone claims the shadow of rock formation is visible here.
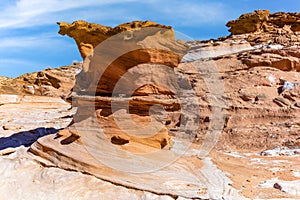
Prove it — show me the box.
[0,127,59,150]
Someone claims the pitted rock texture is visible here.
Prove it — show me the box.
[58,20,177,59]
[238,47,300,72]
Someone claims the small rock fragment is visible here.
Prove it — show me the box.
[273,183,282,191]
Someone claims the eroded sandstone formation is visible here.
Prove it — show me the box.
[28,12,300,199]
[58,20,175,59]
[56,21,189,152]
[227,10,300,34]
[58,20,187,96]
[226,10,300,47]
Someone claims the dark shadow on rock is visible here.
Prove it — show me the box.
[277,86,284,95]
[0,127,60,150]
[60,134,80,145]
[111,136,129,145]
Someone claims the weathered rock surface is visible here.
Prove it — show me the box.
[227,10,300,34]
[0,63,81,98]
[239,47,300,71]
[226,10,300,47]
[57,20,183,59]
[0,96,178,200]
[56,20,189,152]
[0,11,299,200]
[58,20,188,96]
[183,43,300,151]
[28,15,300,199]
[0,147,177,200]
[0,95,74,142]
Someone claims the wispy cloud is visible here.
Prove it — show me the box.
[0,0,139,29]
[0,0,230,29]
[0,0,232,78]
[0,58,38,66]
[0,34,58,48]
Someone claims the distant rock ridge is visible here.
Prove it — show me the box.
[224,10,300,47]
[226,10,300,34]
[0,63,81,98]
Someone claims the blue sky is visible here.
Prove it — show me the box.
[0,0,300,77]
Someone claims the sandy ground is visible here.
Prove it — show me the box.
[210,149,300,199]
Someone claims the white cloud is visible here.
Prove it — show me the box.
[0,58,38,66]
[0,34,78,60]
[0,34,56,48]
[0,0,139,29]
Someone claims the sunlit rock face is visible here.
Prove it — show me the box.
[57,20,184,59]
[25,12,300,199]
[58,20,188,96]
[55,20,189,151]
[226,10,300,46]
[226,10,300,34]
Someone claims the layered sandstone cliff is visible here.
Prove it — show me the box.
[53,20,189,152]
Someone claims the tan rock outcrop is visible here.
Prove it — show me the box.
[0,63,81,98]
[239,48,300,72]
[181,43,300,151]
[227,10,300,34]
[226,10,300,47]
[57,20,176,59]
[226,10,270,34]
[58,20,188,95]
[56,20,188,149]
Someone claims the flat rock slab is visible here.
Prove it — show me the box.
[0,147,175,200]
[30,128,244,199]
[0,95,74,134]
